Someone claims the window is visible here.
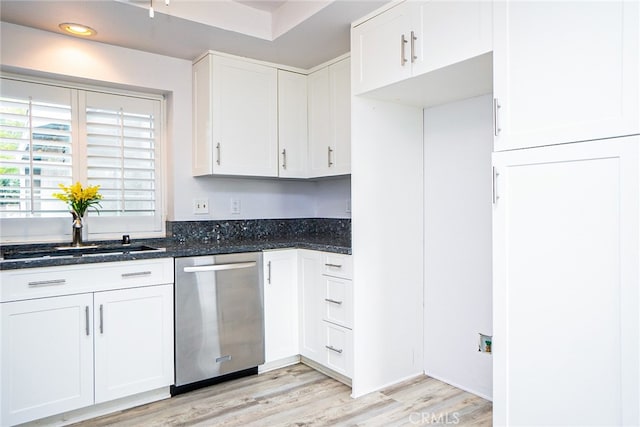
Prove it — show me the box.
[0,77,164,242]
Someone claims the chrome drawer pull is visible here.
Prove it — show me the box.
[28,279,66,287]
[184,262,256,273]
[325,298,343,305]
[121,271,152,278]
[324,263,342,268]
[325,345,343,354]
[85,306,90,336]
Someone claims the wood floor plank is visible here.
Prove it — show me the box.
[70,364,492,427]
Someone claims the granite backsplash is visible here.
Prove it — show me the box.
[167,218,351,244]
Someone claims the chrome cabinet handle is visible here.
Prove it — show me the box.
[85,306,90,336]
[122,271,152,278]
[493,98,502,136]
[28,279,66,287]
[411,30,417,63]
[281,149,287,170]
[492,167,500,205]
[327,146,334,168]
[216,142,221,165]
[99,304,104,334]
[325,298,343,305]
[184,261,257,273]
[326,345,343,354]
[400,34,408,66]
[267,260,272,284]
[324,263,342,268]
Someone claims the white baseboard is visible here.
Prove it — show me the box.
[423,371,493,402]
[23,388,170,427]
[258,355,301,373]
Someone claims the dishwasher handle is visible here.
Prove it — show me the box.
[183,261,257,273]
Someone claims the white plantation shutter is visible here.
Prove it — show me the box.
[82,92,163,234]
[0,77,164,242]
[0,80,74,217]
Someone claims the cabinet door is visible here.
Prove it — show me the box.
[298,250,323,363]
[493,1,639,151]
[412,0,492,76]
[278,70,308,178]
[94,284,174,403]
[328,58,351,176]
[1,294,94,426]
[193,54,214,176]
[212,55,278,177]
[492,137,640,426]
[307,67,331,177]
[322,276,353,329]
[351,2,412,95]
[263,250,299,364]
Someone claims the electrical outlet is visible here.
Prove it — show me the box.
[231,198,241,215]
[193,198,209,214]
[346,199,351,213]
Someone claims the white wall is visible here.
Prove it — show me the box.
[423,94,493,399]
[0,23,350,241]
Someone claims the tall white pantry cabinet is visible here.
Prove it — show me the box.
[491,1,639,426]
[350,0,640,424]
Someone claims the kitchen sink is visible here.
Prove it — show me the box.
[1,244,166,261]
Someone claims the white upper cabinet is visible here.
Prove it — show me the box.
[193,53,278,177]
[278,70,308,178]
[308,57,351,178]
[352,0,492,95]
[493,1,640,151]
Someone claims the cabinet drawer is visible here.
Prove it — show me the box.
[322,321,353,378]
[321,253,352,279]
[322,276,353,329]
[0,258,174,302]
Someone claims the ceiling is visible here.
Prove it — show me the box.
[0,0,388,69]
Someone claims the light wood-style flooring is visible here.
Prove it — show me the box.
[72,364,492,426]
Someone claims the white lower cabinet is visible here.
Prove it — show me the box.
[298,250,353,380]
[1,294,94,426]
[94,284,174,403]
[262,250,299,366]
[492,136,640,426]
[0,259,174,426]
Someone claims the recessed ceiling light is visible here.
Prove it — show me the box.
[58,23,97,37]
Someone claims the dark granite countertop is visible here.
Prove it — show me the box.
[0,236,351,271]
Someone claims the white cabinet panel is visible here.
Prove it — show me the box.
[298,250,323,363]
[277,70,308,178]
[308,58,351,178]
[322,276,353,329]
[493,1,639,150]
[94,284,174,403]
[492,137,640,426]
[1,294,94,426]
[263,250,299,364]
[193,53,278,177]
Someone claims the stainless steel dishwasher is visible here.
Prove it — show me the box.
[172,252,264,394]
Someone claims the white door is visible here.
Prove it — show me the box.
[307,67,332,177]
[493,1,639,151]
[298,250,323,363]
[1,294,94,426]
[94,284,174,403]
[492,136,640,426]
[329,58,351,177]
[212,55,278,177]
[413,0,492,76]
[278,70,308,178]
[351,2,413,95]
[263,250,299,364]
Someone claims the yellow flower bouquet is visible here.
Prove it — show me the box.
[53,182,103,218]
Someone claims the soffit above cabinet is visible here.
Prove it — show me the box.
[0,0,387,69]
